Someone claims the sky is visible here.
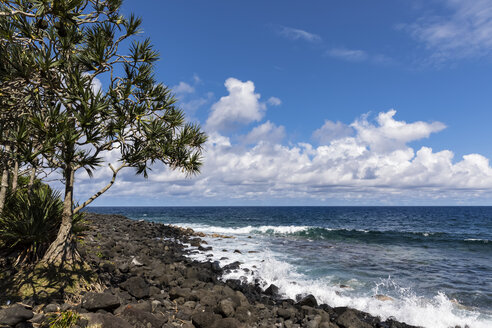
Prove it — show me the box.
[76,0,492,206]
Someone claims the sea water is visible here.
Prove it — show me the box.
[90,206,492,328]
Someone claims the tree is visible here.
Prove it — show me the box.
[1,0,207,264]
[0,37,39,213]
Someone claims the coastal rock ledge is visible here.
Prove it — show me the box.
[0,213,450,328]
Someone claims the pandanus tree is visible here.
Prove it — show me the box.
[0,38,40,213]
[0,0,207,264]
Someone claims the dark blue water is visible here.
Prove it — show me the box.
[89,206,492,327]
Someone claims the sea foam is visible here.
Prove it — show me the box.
[180,223,492,328]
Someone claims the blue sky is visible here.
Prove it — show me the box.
[79,0,492,206]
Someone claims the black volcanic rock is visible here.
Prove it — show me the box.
[0,304,33,326]
[120,276,150,298]
[297,294,318,307]
[264,284,279,296]
[82,292,120,312]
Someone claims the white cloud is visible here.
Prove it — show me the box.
[406,0,492,60]
[267,97,282,106]
[74,108,492,205]
[351,110,446,152]
[91,77,102,93]
[326,48,394,64]
[181,92,214,116]
[278,26,321,42]
[172,77,211,120]
[242,121,286,145]
[192,74,201,84]
[82,73,102,93]
[327,48,368,62]
[173,81,195,95]
[206,78,267,131]
[312,120,354,144]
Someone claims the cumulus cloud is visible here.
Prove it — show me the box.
[405,0,492,60]
[267,97,282,106]
[352,110,446,152]
[312,120,354,144]
[74,107,492,205]
[277,25,322,42]
[242,121,286,145]
[206,78,267,132]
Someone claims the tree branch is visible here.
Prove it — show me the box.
[73,163,126,214]
[0,10,36,18]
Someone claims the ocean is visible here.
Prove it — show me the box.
[89,206,492,328]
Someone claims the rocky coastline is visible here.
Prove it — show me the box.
[0,213,422,328]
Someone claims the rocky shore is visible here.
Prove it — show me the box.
[0,213,422,328]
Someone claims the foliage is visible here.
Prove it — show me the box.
[49,310,80,328]
[0,180,83,263]
[1,0,207,263]
[0,0,207,185]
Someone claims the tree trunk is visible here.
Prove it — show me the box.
[42,166,79,265]
[0,168,8,215]
[0,144,11,215]
[11,158,19,194]
[27,165,36,194]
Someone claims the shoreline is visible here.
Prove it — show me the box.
[1,213,424,327]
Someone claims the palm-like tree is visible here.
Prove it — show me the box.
[1,0,207,264]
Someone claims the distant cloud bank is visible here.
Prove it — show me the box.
[75,77,492,205]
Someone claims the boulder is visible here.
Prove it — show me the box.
[120,276,150,298]
[234,291,249,307]
[121,301,151,313]
[121,305,165,328]
[82,292,120,312]
[320,323,339,328]
[306,314,322,328]
[29,313,45,324]
[169,287,192,300]
[199,293,220,308]
[43,303,59,313]
[277,308,291,319]
[118,262,129,273]
[101,262,116,273]
[336,309,372,328]
[156,273,173,286]
[0,304,33,326]
[211,261,222,273]
[190,238,202,247]
[264,284,279,296]
[212,317,243,328]
[192,311,222,328]
[217,299,235,317]
[222,262,241,272]
[234,306,254,323]
[297,294,318,307]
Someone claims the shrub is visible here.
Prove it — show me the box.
[0,182,83,263]
[49,310,80,328]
